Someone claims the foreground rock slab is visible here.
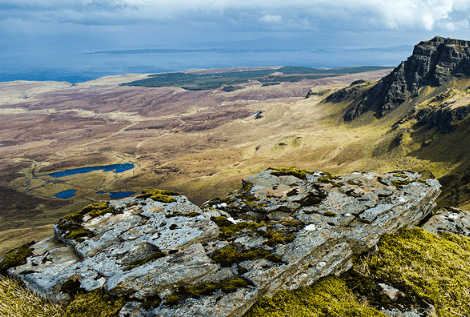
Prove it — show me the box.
[1,169,441,317]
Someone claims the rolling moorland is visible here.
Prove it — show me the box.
[0,66,391,254]
[3,36,470,316]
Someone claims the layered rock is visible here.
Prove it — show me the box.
[0,169,441,317]
[422,207,470,236]
[342,36,470,121]
[416,102,470,133]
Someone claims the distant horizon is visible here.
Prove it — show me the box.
[0,44,407,84]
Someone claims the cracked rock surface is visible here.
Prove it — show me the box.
[2,169,441,317]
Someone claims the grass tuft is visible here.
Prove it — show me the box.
[0,275,65,317]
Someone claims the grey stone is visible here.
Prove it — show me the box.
[423,207,470,237]
[2,169,441,317]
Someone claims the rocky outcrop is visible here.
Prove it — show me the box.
[0,169,441,317]
[343,36,470,121]
[422,207,470,236]
[416,103,470,133]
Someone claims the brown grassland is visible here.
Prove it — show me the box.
[6,67,464,256]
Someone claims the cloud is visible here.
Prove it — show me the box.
[0,0,469,33]
[259,14,282,24]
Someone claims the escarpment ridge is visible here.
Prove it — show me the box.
[341,36,470,121]
[0,168,440,317]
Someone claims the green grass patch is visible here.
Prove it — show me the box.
[353,227,470,316]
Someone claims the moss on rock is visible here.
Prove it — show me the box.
[136,189,178,203]
[256,229,295,246]
[269,167,310,180]
[0,242,34,275]
[391,179,413,189]
[64,288,125,317]
[244,276,386,317]
[57,201,122,241]
[166,277,251,306]
[211,216,266,239]
[354,227,470,316]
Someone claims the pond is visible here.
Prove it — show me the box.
[109,192,135,199]
[49,163,135,178]
[55,190,77,199]
[97,191,136,199]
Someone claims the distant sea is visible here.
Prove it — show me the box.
[0,46,412,83]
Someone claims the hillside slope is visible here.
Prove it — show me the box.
[323,36,470,209]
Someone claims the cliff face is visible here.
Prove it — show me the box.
[0,168,440,317]
[343,36,470,121]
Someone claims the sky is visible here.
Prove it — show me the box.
[1,0,470,81]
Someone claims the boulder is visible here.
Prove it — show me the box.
[1,169,441,317]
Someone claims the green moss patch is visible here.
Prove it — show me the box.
[391,179,413,189]
[269,167,311,180]
[242,180,253,192]
[211,216,266,240]
[136,189,178,203]
[244,275,386,317]
[64,288,125,317]
[256,230,295,246]
[280,219,305,227]
[318,172,339,183]
[166,277,251,306]
[57,202,122,241]
[211,246,279,267]
[126,251,166,271]
[353,227,470,316]
[392,173,408,178]
[0,242,34,275]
